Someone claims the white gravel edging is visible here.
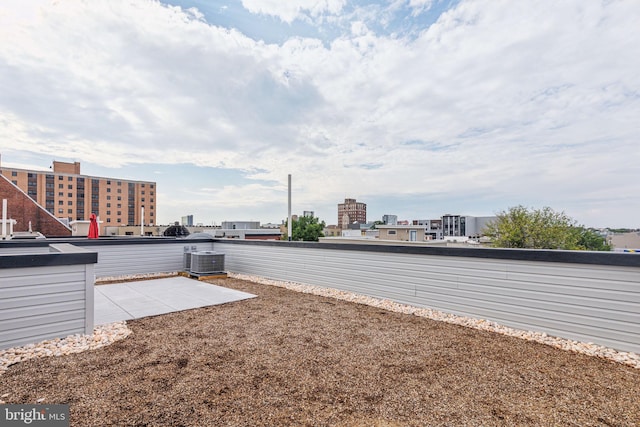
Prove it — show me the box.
[228,272,640,370]
[0,322,132,379]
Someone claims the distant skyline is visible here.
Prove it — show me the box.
[1,0,639,228]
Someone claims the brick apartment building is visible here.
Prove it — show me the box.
[338,198,367,229]
[0,160,156,232]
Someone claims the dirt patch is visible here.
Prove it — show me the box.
[1,278,639,426]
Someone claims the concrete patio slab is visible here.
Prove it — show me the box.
[94,276,256,325]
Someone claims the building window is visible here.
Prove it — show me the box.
[150,205,154,210]
[388,230,396,235]
[107,195,111,200]
[150,212,154,216]
[151,198,154,203]
[107,180,111,185]
[117,204,121,208]
[11,171,17,176]
[107,188,111,193]
[117,196,121,201]
[117,181,121,186]
[58,192,63,197]
[68,201,72,205]
[117,189,121,193]
[59,184,64,189]
[142,184,145,187]
[117,211,121,216]
[58,176,63,180]
[68,176,73,181]
[68,193,73,197]
[11,180,17,185]
[150,184,154,188]
[150,191,154,195]
[107,203,111,208]
[141,198,145,202]
[142,191,145,195]
[58,200,63,205]
[107,218,111,223]
[68,209,73,214]
[68,185,72,189]
[107,210,111,215]
[58,208,63,214]
[117,218,122,223]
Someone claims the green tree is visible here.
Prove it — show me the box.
[282,216,326,242]
[575,228,612,251]
[484,205,582,250]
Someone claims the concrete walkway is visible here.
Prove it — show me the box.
[94,276,256,325]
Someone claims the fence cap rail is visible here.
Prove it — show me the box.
[213,239,640,268]
[0,244,97,269]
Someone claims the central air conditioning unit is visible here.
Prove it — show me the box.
[183,245,197,271]
[190,251,225,275]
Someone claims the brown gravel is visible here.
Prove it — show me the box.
[1,277,639,426]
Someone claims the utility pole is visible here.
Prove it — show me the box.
[288,174,292,241]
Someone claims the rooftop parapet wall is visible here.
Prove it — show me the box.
[0,244,97,350]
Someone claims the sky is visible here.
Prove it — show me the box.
[1,0,639,228]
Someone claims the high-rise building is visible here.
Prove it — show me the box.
[181,215,194,226]
[1,160,156,230]
[338,198,366,229]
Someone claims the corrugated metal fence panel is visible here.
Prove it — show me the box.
[0,264,88,350]
[214,242,640,353]
[92,241,214,278]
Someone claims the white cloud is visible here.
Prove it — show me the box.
[408,0,434,16]
[1,0,639,226]
[240,0,346,24]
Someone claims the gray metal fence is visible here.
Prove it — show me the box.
[0,244,96,350]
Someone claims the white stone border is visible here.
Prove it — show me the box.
[0,322,132,381]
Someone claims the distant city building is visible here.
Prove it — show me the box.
[303,211,315,217]
[441,215,495,238]
[377,225,429,242]
[221,221,260,230]
[181,215,194,226]
[609,231,640,252]
[193,222,281,240]
[382,214,397,225]
[413,219,443,240]
[1,160,156,235]
[338,198,366,229]
[323,224,342,237]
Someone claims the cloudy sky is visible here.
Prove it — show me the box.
[1,0,638,228]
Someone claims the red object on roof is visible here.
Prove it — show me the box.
[88,213,99,239]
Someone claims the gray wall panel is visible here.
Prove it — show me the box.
[213,241,640,353]
[0,248,95,350]
[92,241,214,278]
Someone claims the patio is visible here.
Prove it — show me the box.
[1,276,639,426]
[94,276,256,324]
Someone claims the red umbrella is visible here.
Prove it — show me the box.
[88,213,99,239]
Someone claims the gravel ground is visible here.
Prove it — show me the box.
[1,276,639,426]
